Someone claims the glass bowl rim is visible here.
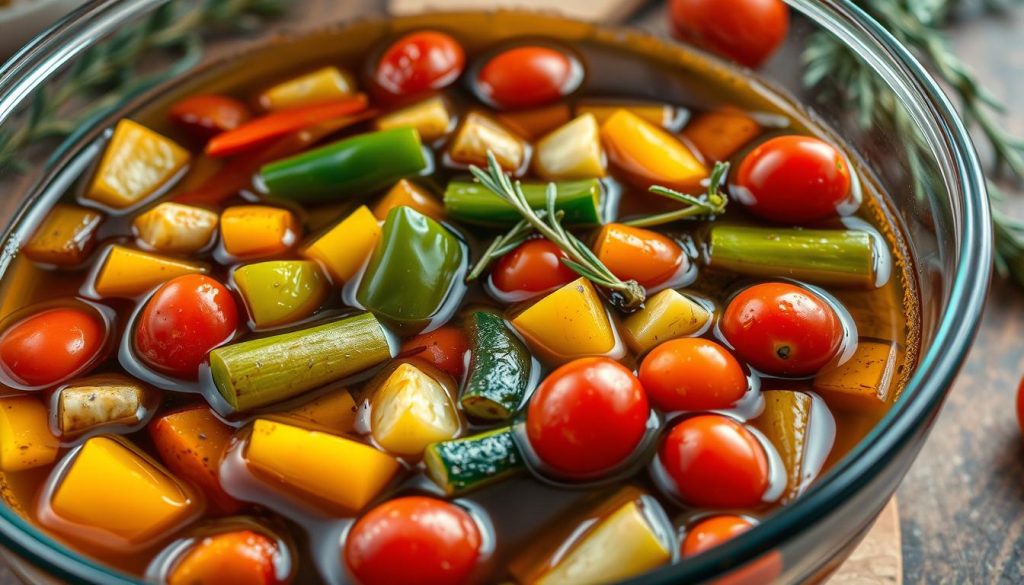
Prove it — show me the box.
[0,1,992,583]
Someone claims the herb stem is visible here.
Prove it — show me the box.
[624,162,730,228]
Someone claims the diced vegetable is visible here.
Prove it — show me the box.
[813,340,899,413]
[681,109,761,162]
[356,207,465,334]
[133,202,218,254]
[708,225,879,289]
[220,205,299,259]
[511,278,616,361]
[600,109,707,191]
[22,204,103,266]
[447,112,526,172]
[299,205,380,284]
[370,361,461,456]
[0,307,105,388]
[497,103,571,139]
[261,127,427,203]
[576,100,675,128]
[42,436,199,550]
[621,289,710,354]
[750,390,818,502]
[424,426,525,495]
[169,94,251,141]
[444,178,601,227]
[206,95,369,157]
[375,95,452,142]
[150,405,243,515]
[233,260,327,329]
[461,312,532,421]
[592,223,684,288]
[93,245,207,298]
[534,113,606,180]
[168,529,285,585]
[85,119,191,210]
[210,313,392,413]
[0,396,59,472]
[399,326,469,379]
[373,179,444,221]
[244,419,399,513]
[273,388,358,434]
[57,374,156,438]
[259,66,357,111]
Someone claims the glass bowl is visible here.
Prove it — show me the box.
[0,1,991,583]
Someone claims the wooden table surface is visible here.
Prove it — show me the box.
[2,1,1024,583]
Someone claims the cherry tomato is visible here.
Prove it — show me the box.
[400,326,470,379]
[721,282,843,377]
[169,94,252,142]
[0,306,104,388]
[734,136,853,224]
[668,0,789,69]
[134,274,238,379]
[168,530,284,585]
[477,46,579,110]
[659,414,769,508]
[681,515,756,558]
[1017,375,1024,437]
[345,496,481,585]
[374,31,465,99]
[527,357,650,477]
[491,238,577,297]
[594,223,685,289]
[639,338,747,411]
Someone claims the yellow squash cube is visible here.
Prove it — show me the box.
[621,289,710,354]
[814,340,900,414]
[300,205,381,284]
[133,202,218,253]
[220,205,299,259]
[274,389,358,434]
[371,362,460,457]
[245,419,399,513]
[22,204,104,266]
[86,119,190,210]
[0,396,59,472]
[43,436,198,550]
[750,390,814,503]
[376,96,453,142]
[93,245,207,298]
[448,112,526,172]
[512,278,616,362]
[534,114,607,180]
[373,180,445,222]
[259,66,357,111]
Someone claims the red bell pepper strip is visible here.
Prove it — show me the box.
[205,94,369,157]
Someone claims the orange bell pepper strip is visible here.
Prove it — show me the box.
[205,94,369,157]
[592,223,685,288]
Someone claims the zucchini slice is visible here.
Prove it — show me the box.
[424,426,525,496]
[460,312,533,421]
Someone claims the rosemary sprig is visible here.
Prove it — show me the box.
[466,218,535,282]
[469,152,647,311]
[0,0,286,172]
[623,162,730,227]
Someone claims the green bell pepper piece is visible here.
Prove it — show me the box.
[233,260,327,329]
[356,206,466,333]
[260,127,427,202]
[443,178,602,227]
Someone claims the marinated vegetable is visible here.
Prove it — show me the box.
[0,306,105,388]
[461,311,532,420]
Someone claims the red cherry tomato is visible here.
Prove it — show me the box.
[1017,375,1024,437]
[0,306,104,387]
[491,239,577,297]
[527,357,650,477]
[477,46,579,110]
[734,136,853,224]
[682,515,756,558]
[345,496,481,585]
[400,326,470,379]
[668,0,789,69]
[639,338,747,412]
[168,530,284,585]
[721,282,843,377]
[134,274,238,379]
[659,415,769,508]
[169,94,251,142]
[375,31,465,99]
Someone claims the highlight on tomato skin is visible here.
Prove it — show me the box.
[374,31,466,99]
[681,515,757,558]
[0,306,105,388]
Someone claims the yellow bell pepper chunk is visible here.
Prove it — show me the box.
[576,101,675,128]
[245,419,399,513]
[300,205,381,284]
[512,278,616,362]
[93,244,207,298]
[133,202,218,254]
[44,436,198,550]
[22,204,104,267]
[259,66,357,111]
[371,362,460,457]
[376,96,453,142]
[274,389,358,434]
[621,289,710,354]
[373,180,445,222]
[449,112,526,172]
[0,396,59,472]
[536,499,671,585]
[86,119,190,210]
[535,114,607,181]
[600,109,707,191]
[233,260,327,328]
[813,340,899,414]
[220,205,299,259]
